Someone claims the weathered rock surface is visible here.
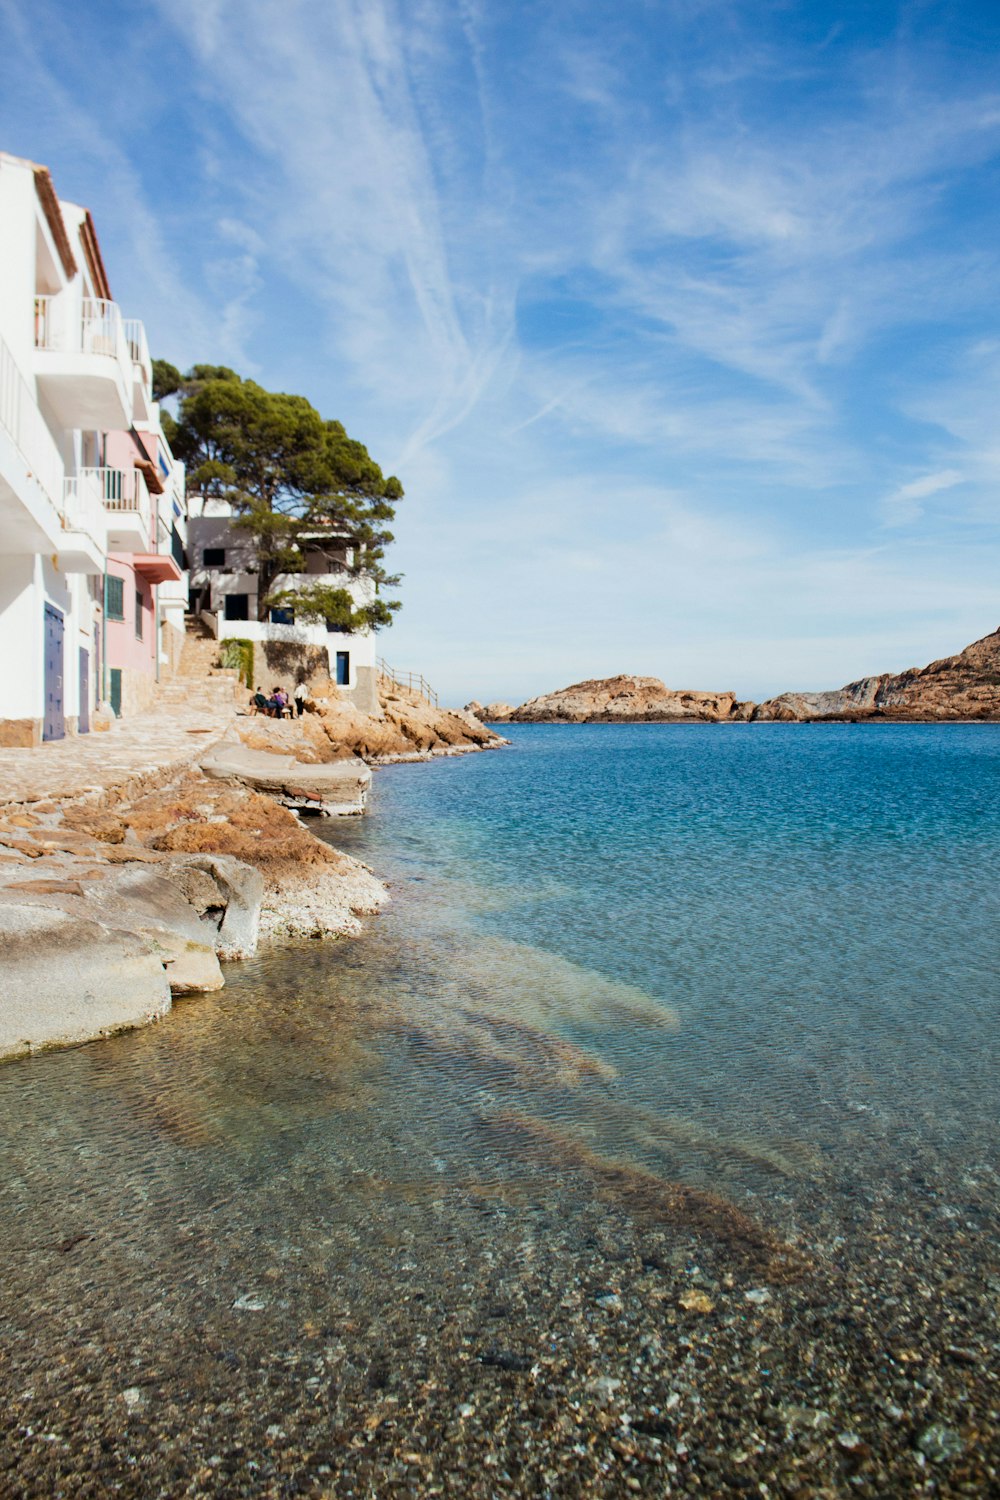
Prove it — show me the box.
[465,700,516,722]
[751,626,1000,721]
[0,902,171,1058]
[497,626,1000,725]
[200,738,372,815]
[510,675,755,723]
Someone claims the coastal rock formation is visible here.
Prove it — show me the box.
[751,626,1000,721]
[510,675,755,723]
[489,626,1000,725]
[0,902,172,1056]
[465,700,516,722]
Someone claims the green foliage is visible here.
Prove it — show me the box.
[265,584,400,634]
[152,359,182,402]
[169,366,403,623]
[220,637,254,687]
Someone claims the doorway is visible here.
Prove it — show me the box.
[43,604,64,741]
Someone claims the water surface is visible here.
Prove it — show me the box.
[2,724,998,1497]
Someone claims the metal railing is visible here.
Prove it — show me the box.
[0,332,65,513]
[377,658,439,709]
[35,295,130,369]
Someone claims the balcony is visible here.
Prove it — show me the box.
[59,474,107,574]
[122,317,153,423]
[81,465,152,553]
[0,333,64,553]
[34,295,133,431]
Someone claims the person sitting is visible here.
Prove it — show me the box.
[250,686,269,715]
[269,686,289,718]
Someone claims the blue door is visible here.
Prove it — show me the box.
[78,647,90,734]
[336,651,350,686]
[43,604,65,741]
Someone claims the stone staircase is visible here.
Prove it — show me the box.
[155,619,246,714]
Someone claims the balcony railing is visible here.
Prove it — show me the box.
[61,474,107,549]
[122,318,151,382]
[0,332,64,513]
[34,295,130,368]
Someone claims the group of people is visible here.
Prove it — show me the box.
[250,682,308,718]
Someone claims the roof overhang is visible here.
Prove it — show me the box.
[133,553,182,585]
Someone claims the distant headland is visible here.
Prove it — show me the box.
[467,625,1000,725]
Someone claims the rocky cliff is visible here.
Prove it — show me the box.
[468,627,1000,725]
[751,626,1000,721]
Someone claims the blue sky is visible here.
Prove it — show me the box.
[3,0,1000,702]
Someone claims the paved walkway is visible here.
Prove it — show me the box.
[0,702,238,805]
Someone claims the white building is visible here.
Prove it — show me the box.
[0,151,185,742]
[186,498,379,711]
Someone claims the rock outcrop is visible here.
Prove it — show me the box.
[509,675,755,723]
[486,627,1000,726]
[465,700,517,723]
[752,626,1000,721]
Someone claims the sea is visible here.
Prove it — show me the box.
[2,723,998,1496]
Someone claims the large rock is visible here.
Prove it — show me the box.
[465,700,516,722]
[5,864,227,996]
[0,903,171,1059]
[165,853,263,960]
[199,740,372,814]
[752,625,1000,721]
[511,675,754,723]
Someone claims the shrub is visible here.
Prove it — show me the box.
[221,637,254,686]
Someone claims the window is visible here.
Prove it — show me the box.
[270,607,295,625]
[224,593,249,622]
[135,590,144,640]
[105,575,124,620]
[203,547,226,567]
[335,651,350,686]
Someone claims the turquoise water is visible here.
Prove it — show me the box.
[2,723,999,1495]
[334,723,1000,1177]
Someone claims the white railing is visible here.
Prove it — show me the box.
[35,295,131,370]
[0,332,65,513]
[77,466,152,546]
[61,474,107,550]
[122,318,151,383]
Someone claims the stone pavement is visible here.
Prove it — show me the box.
[0,700,239,806]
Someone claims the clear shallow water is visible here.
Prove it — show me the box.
[2,724,999,1497]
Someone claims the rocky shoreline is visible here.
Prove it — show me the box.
[0,681,506,1063]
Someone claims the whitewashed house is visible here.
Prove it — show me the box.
[186,497,379,711]
[0,151,185,741]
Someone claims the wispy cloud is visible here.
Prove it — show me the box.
[6,0,997,698]
[881,470,963,528]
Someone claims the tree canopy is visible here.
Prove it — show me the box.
[165,365,402,628]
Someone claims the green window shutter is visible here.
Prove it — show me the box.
[105,576,124,620]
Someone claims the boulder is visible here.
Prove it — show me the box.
[0,902,171,1059]
[164,853,264,960]
[199,741,372,815]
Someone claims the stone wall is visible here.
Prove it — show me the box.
[0,717,41,748]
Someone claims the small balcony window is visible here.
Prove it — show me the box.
[105,575,124,620]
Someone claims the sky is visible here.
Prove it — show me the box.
[2,0,1000,704]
